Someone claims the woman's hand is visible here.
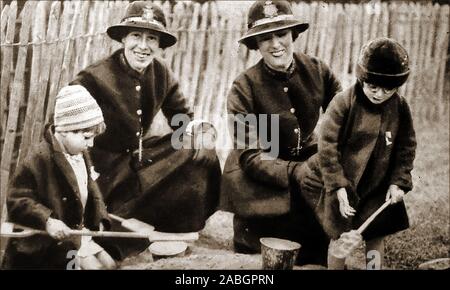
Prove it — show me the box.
[386,184,405,204]
[46,218,72,240]
[336,187,356,218]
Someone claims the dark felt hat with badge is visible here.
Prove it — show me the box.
[239,1,309,50]
[107,1,177,49]
[356,37,410,89]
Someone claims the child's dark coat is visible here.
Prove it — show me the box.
[2,127,110,269]
[300,83,416,240]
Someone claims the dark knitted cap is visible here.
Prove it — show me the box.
[356,37,410,89]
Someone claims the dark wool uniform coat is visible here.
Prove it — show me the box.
[299,83,417,240]
[220,52,341,265]
[2,127,110,269]
[71,49,221,259]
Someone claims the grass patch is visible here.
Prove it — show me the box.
[384,115,449,269]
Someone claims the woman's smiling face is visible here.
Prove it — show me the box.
[256,29,294,72]
[122,29,160,73]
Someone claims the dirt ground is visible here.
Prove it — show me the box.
[119,210,366,270]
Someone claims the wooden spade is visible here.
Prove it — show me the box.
[329,199,391,259]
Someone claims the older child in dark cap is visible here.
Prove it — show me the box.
[3,85,116,269]
[297,37,417,269]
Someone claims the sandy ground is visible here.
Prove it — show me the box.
[119,211,366,270]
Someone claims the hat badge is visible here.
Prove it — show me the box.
[263,1,278,18]
[142,4,154,22]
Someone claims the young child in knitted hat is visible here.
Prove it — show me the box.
[3,85,116,269]
[296,37,417,269]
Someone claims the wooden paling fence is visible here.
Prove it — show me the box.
[0,1,449,229]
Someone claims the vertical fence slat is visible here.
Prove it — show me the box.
[72,0,90,77]
[90,1,106,64]
[435,5,449,117]
[58,0,81,87]
[191,2,208,117]
[171,2,186,81]
[0,2,17,144]
[0,4,9,40]
[31,1,60,143]
[182,3,200,105]
[44,0,73,125]
[16,1,47,165]
[200,1,220,119]
[408,3,421,115]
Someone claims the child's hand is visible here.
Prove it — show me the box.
[46,218,72,240]
[336,187,356,218]
[386,184,405,204]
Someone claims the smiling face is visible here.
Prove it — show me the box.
[122,29,160,73]
[362,82,398,104]
[255,29,294,72]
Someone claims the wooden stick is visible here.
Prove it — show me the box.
[1,223,199,242]
[356,199,391,235]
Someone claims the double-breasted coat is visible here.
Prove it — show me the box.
[71,49,221,259]
[299,82,417,240]
[220,52,341,265]
[3,126,110,269]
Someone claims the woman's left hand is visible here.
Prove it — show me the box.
[386,184,405,204]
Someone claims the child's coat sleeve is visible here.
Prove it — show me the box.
[7,162,52,230]
[318,92,352,193]
[389,97,417,191]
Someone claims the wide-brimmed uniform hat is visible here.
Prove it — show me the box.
[239,1,309,50]
[356,37,410,89]
[107,1,177,49]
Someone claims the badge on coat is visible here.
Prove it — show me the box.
[90,166,100,181]
[385,131,392,146]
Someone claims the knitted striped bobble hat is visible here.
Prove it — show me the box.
[54,85,104,132]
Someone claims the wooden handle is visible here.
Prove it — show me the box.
[68,230,199,242]
[356,199,391,234]
[108,213,125,223]
[1,222,199,241]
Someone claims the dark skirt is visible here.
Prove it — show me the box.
[92,133,221,260]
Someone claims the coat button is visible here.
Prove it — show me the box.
[62,197,67,202]
[294,128,299,134]
[136,132,141,137]
[126,149,130,153]
[290,108,295,114]
[137,109,142,116]
[283,87,289,92]
[136,85,141,92]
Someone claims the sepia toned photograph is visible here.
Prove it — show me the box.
[0,0,448,275]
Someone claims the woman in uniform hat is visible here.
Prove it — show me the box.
[71,1,221,260]
[221,0,342,266]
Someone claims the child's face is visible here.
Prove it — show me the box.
[362,82,398,104]
[58,130,95,155]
